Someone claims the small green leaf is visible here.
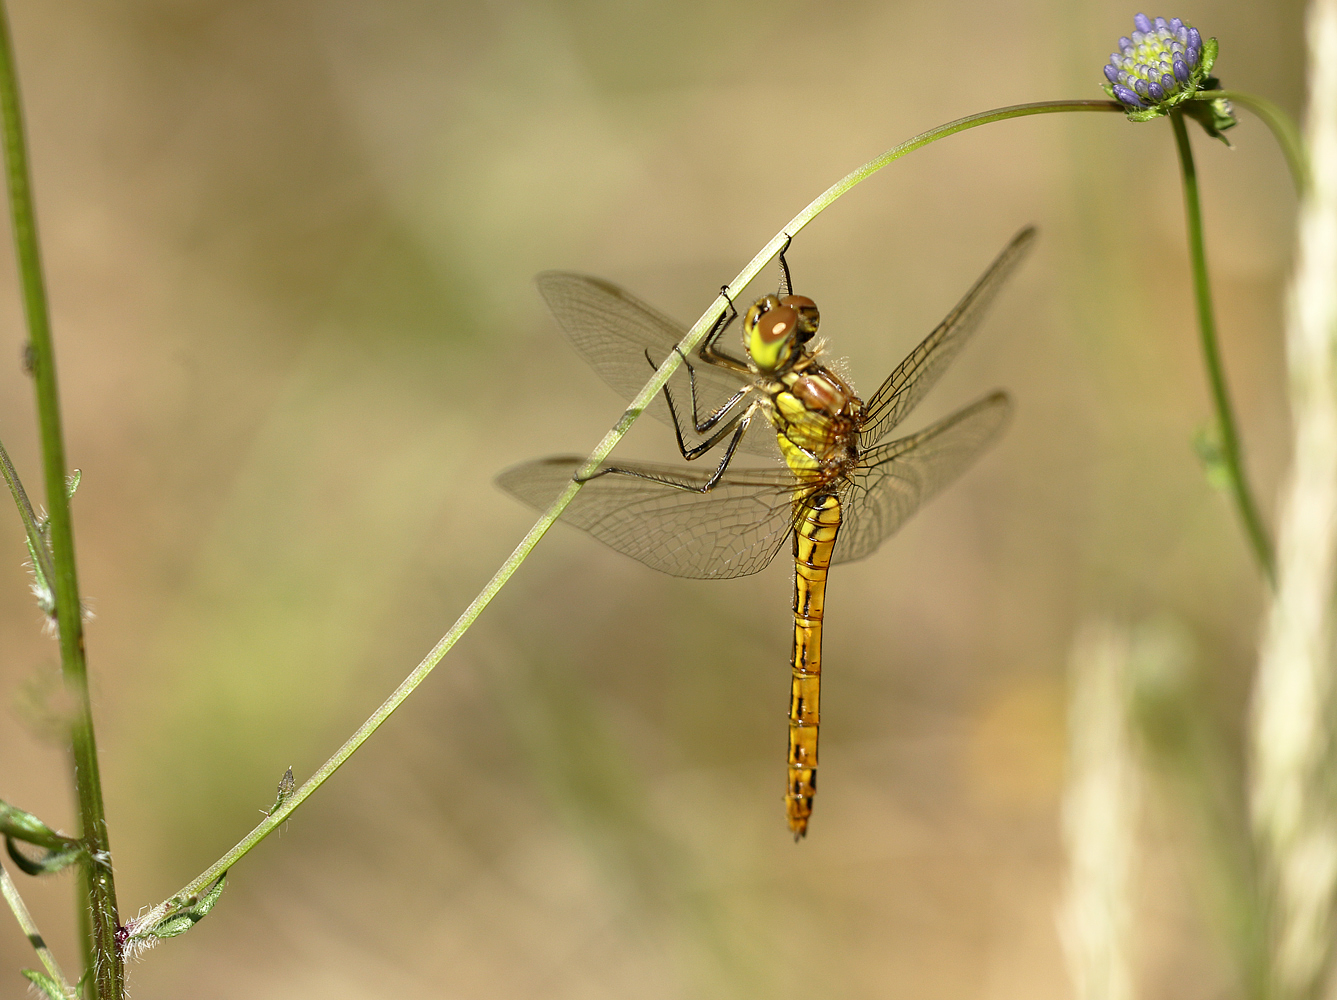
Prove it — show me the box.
[21,969,70,1000]
[1200,37,1218,77]
[64,470,79,498]
[0,798,85,874]
[1184,85,1239,144]
[5,838,84,877]
[0,800,76,852]
[128,873,228,944]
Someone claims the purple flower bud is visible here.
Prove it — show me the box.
[1112,84,1146,107]
[1102,14,1214,115]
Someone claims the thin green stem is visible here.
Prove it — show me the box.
[771,100,1123,243]
[0,3,120,996]
[0,861,76,997]
[1191,89,1308,193]
[150,97,1125,915]
[1171,109,1276,586]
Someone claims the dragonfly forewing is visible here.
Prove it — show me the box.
[497,456,801,579]
[858,227,1034,447]
[536,272,780,459]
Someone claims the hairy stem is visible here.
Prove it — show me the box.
[0,3,120,995]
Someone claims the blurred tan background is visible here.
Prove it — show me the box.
[0,1,1304,997]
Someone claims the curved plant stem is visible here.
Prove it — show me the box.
[154,98,1126,910]
[1191,89,1308,193]
[1171,109,1276,586]
[0,2,121,996]
[0,862,75,997]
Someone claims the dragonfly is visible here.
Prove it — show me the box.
[498,227,1035,838]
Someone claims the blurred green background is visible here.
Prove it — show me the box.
[0,1,1303,997]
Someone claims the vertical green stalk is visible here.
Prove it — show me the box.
[1171,109,1276,586]
[0,4,121,997]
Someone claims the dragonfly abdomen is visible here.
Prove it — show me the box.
[786,491,841,839]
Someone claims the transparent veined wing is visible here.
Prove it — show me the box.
[834,391,1012,564]
[857,227,1034,448]
[536,272,781,459]
[496,456,800,579]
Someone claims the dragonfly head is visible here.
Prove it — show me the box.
[743,294,820,372]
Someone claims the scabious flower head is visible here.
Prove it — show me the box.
[1102,13,1229,127]
[1105,15,1203,108]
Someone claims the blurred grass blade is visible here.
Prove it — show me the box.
[1059,620,1140,1000]
[1250,0,1337,996]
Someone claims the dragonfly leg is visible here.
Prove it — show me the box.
[641,347,747,436]
[677,355,749,433]
[700,285,751,374]
[661,391,752,462]
[582,408,754,493]
[777,233,794,298]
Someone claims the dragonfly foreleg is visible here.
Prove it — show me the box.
[646,346,749,438]
[661,391,754,462]
[581,408,754,493]
[700,285,751,374]
[776,233,794,298]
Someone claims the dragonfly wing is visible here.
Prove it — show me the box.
[834,391,1012,564]
[536,272,780,458]
[858,227,1034,447]
[497,456,799,579]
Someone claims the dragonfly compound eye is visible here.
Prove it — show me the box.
[745,301,799,372]
[780,294,819,341]
[744,295,781,334]
[758,306,798,343]
[744,295,798,371]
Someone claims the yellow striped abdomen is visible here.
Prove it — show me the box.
[786,491,841,839]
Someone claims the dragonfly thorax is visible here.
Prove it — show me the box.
[765,364,863,479]
[743,293,819,373]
